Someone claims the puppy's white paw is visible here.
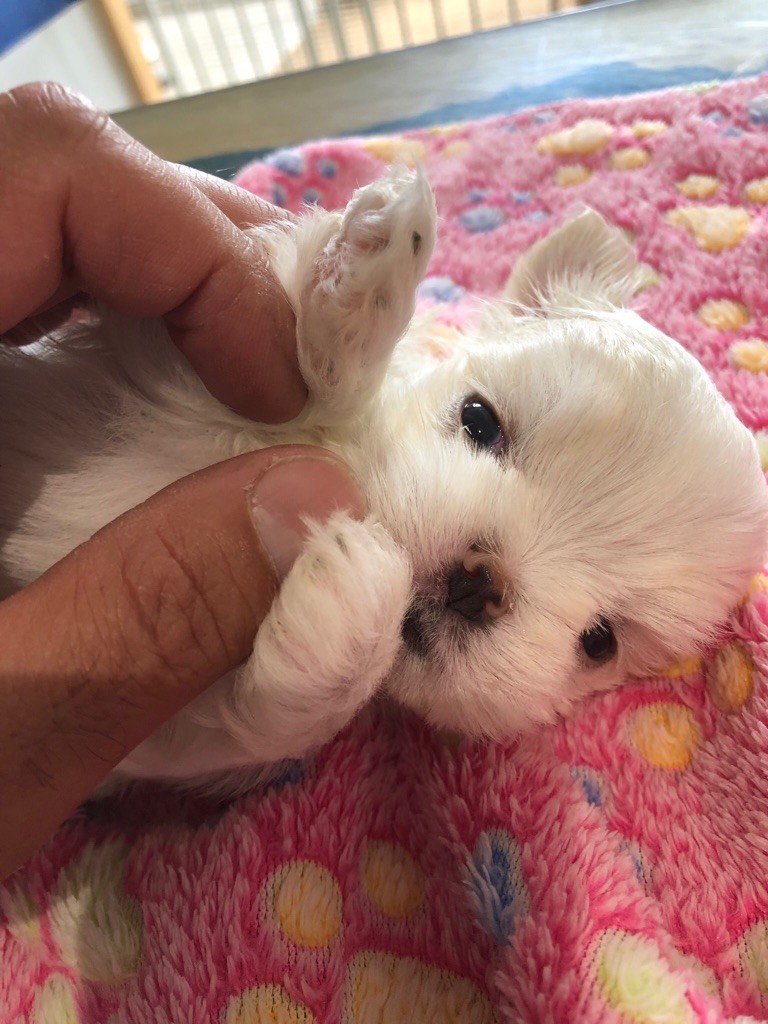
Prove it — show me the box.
[298,167,437,407]
[226,513,412,760]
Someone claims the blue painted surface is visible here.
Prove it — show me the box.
[0,0,76,54]
[187,60,768,180]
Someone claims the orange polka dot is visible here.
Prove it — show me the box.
[745,177,768,203]
[631,120,668,138]
[655,657,702,680]
[611,147,650,170]
[706,643,754,713]
[631,703,699,770]
[537,119,613,156]
[362,842,425,919]
[270,862,342,947]
[666,205,750,252]
[697,298,750,330]
[555,163,591,187]
[729,339,768,373]
[677,174,720,199]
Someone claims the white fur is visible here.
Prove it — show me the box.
[1,172,766,794]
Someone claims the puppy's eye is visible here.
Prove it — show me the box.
[461,399,506,456]
[580,618,617,664]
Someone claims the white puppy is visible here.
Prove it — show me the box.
[1,169,766,795]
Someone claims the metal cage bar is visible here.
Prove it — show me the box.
[357,0,382,53]
[229,0,267,80]
[392,0,413,47]
[140,0,186,91]
[324,0,349,61]
[127,0,574,102]
[290,0,319,66]
[166,0,212,90]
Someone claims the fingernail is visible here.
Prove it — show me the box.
[248,456,365,580]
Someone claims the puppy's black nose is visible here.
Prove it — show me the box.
[446,553,509,622]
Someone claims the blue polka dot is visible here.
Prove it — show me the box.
[266,148,305,176]
[525,209,550,223]
[270,759,306,790]
[570,765,605,807]
[533,111,555,124]
[316,158,338,179]
[721,126,744,138]
[418,276,466,303]
[466,829,529,945]
[272,184,287,207]
[512,191,532,205]
[467,187,489,203]
[702,110,725,123]
[748,95,768,125]
[458,204,506,233]
[303,188,322,206]
[619,838,651,890]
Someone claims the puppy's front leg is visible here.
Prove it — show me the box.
[222,512,412,761]
[257,167,436,419]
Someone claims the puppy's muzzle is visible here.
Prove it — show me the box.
[446,550,510,622]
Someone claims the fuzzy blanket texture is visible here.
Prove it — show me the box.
[6,74,768,1024]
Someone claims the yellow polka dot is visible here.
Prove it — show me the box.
[343,952,497,1024]
[428,123,460,137]
[0,879,43,952]
[706,643,754,713]
[555,163,592,187]
[537,118,613,156]
[631,119,669,138]
[755,430,768,473]
[362,137,427,167]
[34,975,79,1024]
[634,263,661,293]
[610,147,650,170]
[745,571,768,599]
[697,298,751,330]
[729,339,768,373]
[669,951,720,1002]
[271,861,342,947]
[442,139,470,159]
[666,205,751,252]
[745,176,768,203]
[630,703,699,770]
[361,842,425,920]
[49,840,143,983]
[224,985,316,1024]
[739,920,768,993]
[597,931,694,1024]
[655,656,702,680]
[677,174,720,199]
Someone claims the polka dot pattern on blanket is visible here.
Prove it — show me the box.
[5,74,768,1024]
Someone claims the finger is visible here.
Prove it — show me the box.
[176,164,296,230]
[3,289,87,346]
[0,446,365,878]
[0,84,304,422]
[2,174,289,338]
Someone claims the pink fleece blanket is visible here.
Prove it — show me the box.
[5,74,768,1024]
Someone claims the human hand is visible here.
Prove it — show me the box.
[0,86,362,879]
[1,82,305,422]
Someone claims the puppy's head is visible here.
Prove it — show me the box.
[369,210,768,737]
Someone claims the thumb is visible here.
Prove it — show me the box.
[0,446,363,878]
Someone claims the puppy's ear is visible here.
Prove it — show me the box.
[503,208,638,312]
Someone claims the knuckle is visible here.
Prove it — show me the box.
[4,81,112,149]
